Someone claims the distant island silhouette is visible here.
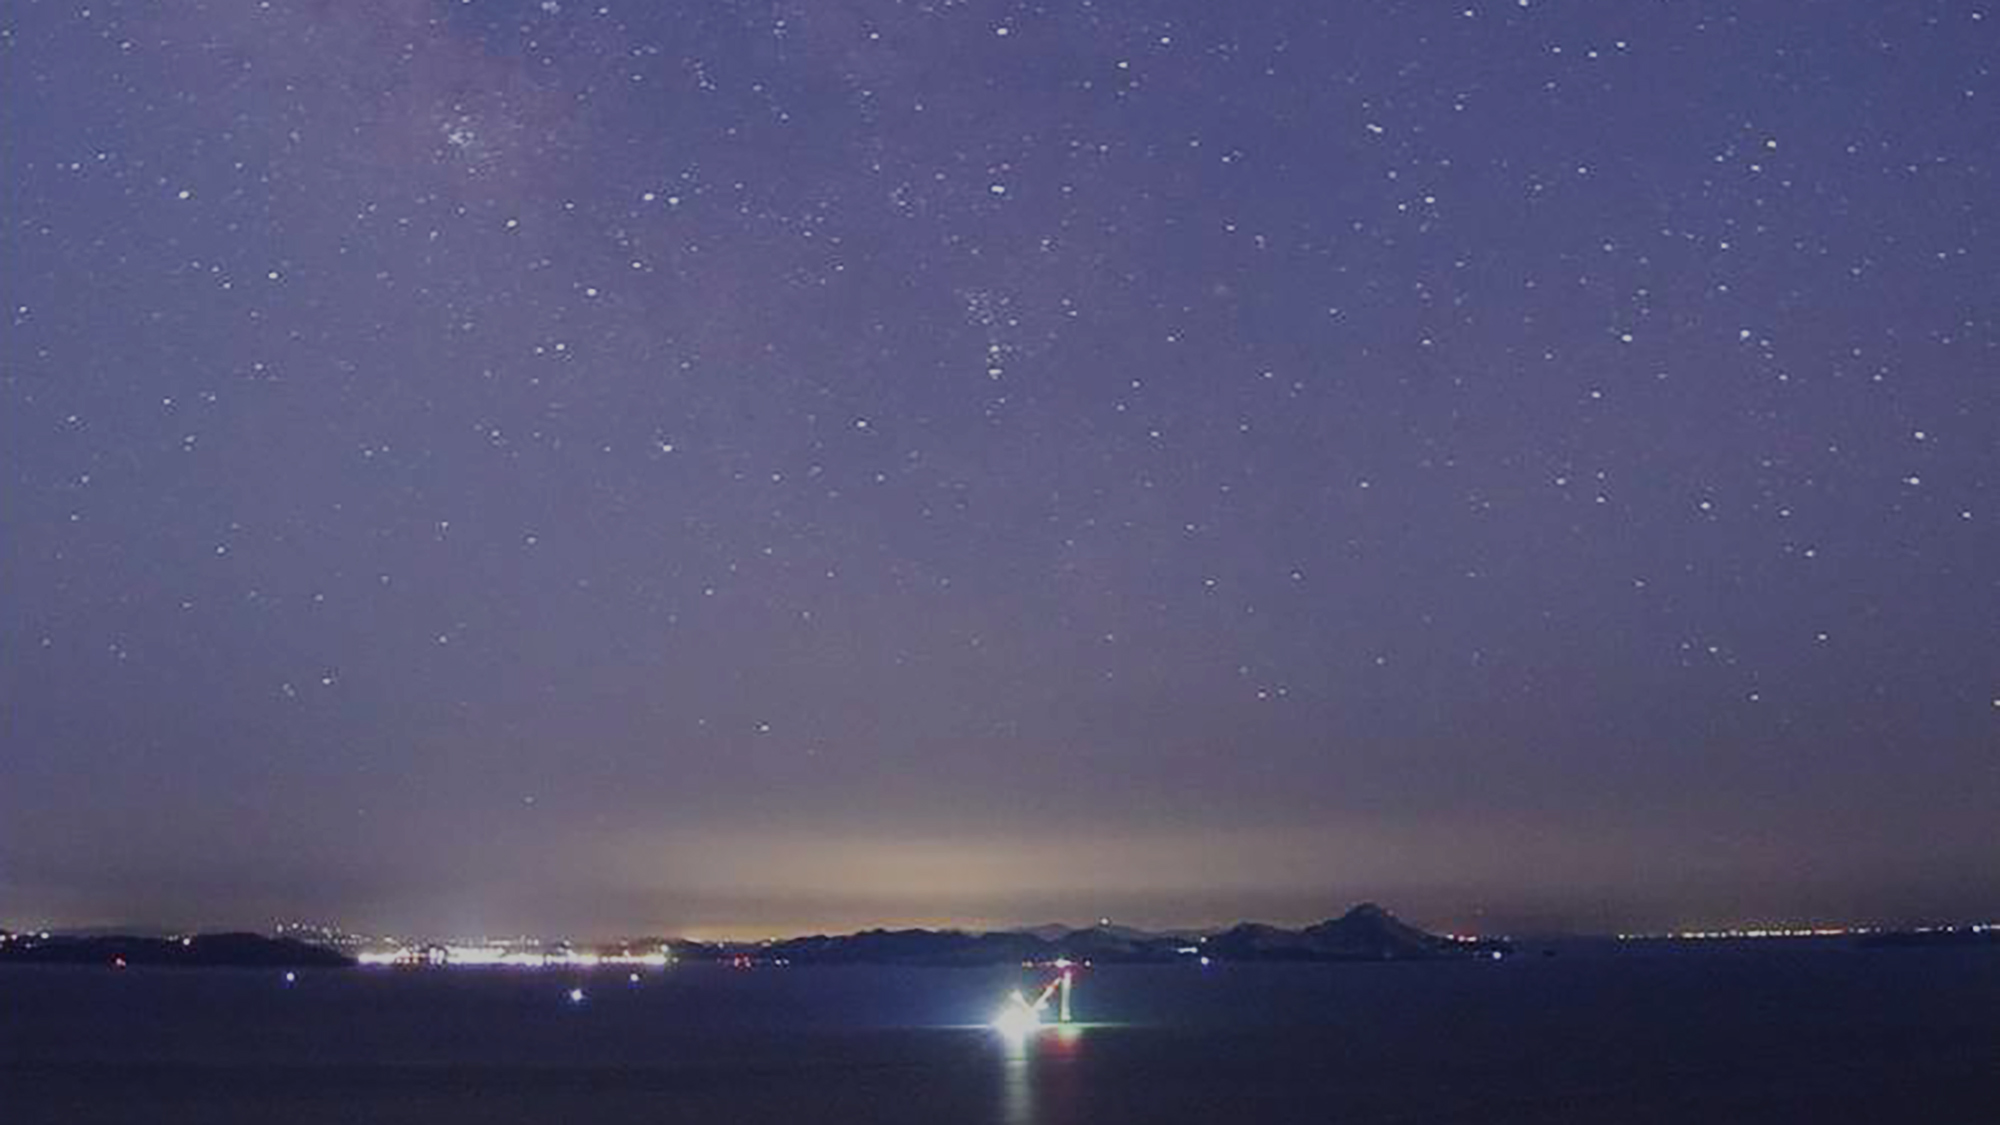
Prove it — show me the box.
[677,903,1511,965]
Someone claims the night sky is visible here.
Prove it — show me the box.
[3,1,1997,941]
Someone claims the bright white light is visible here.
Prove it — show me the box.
[283,971,297,984]
[567,987,586,1004]
[991,988,1045,1038]
[444,945,512,966]
[992,1003,1040,1039]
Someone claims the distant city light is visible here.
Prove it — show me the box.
[1615,925,1883,942]
[355,943,671,970]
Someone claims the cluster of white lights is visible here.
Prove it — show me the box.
[356,945,669,969]
[1617,926,1876,941]
[1620,923,1999,942]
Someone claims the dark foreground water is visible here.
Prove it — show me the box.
[4,943,1998,1124]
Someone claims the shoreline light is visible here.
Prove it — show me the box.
[356,944,671,969]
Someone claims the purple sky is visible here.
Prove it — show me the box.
[3,0,1996,940]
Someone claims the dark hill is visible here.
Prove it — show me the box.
[678,904,1504,966]
[1203,904,1506,962]
[759,927,1051,966]
[0,932,355,968]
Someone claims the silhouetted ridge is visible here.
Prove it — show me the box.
[0,932,354,968]
[674,905,1508,965]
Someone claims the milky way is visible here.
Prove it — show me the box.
[3,1,1996,938]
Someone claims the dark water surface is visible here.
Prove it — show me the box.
[4,944,1998,1123]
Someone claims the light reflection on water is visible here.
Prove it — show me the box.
[999,1023,1089,1125]
[1001,1032,1032,1125]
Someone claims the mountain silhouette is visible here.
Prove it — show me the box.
[681,904,1506,965]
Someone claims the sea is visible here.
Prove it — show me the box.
[3,941,1997,1124]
